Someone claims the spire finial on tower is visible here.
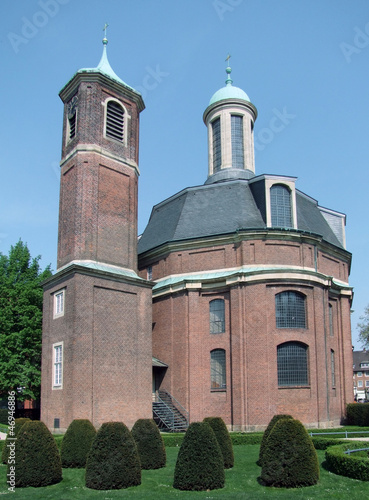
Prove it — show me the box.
[225,54,233,85]
[102,22,109,45]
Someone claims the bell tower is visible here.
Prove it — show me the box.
[41,35,153,432]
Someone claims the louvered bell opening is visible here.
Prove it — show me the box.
[106,101,124,141]
[69,114,76,140]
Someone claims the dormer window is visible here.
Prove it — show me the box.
[271,184,292,228]
[106,100,124,142]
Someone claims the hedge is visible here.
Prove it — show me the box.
[2,418,30,464]
[325,442,369,481]
[258,414,293,466]
[346,403,369,426]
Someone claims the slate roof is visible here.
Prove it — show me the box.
[138,177,344,255]
[353,350,369,372]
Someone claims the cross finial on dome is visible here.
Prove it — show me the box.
[102,22,109,45]
[225,54,233,86]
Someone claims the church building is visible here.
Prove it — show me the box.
[41,38,354,432]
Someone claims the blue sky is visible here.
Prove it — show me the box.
[1,0,368,348]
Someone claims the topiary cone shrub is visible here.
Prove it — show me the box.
[7,420,62,487]
[203,417,234,469]
[257,414,293,467]
[173,421,225,491]
[131,418,166,469]
[1,418,30,464]
[85,421,141,490]
[61,419,96,468]
[260,417,320,488]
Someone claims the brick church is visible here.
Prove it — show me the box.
[41,38,354,432]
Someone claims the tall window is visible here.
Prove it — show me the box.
[331,350,335,387]
[275,291,306,329]
[54,289,65,319]
[106,100,124,141]
[271,184,292,227]
[212,117,221,172]
[277,342,308,387]
[329,304,334,336]
[53,343,63,388]
[210,299,225,334]
[211,349,226,390]
[67,95,78,141]
[231,115,244,168]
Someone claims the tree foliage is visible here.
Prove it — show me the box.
[358,304,369,348]
[0,240,51,400]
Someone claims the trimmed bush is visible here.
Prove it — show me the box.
[7,420,62,487]
[0,409,8,425]
[203,417,234,468]
[261,418,319,488]
[173,421,225,491]
[346,403,369,426]
[258,414,293,467]
[131,418,166,469]
[61,419,96,468]
[85,421,141,490]
[325,441,369,481]
[1,417,30,464]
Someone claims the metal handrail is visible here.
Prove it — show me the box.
[153,398,175,428]
[158,389,189,424]
[309,430,369,438]
[344,447,369,455]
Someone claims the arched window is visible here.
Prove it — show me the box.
[231,115,244,168]
[211,349,226,390]
[106,100,124,142]
[271,184,292,227]
[212,117,221,172]
[276,291,306,329]
[277,342,308,386]
[209,299,225,334]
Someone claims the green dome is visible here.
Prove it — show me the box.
[209,66,250,105]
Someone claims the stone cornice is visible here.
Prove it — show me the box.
[138,228,352,267]
[43,260,153,290]
[60,144,140,175]
[151,264,353,299]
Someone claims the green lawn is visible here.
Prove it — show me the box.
[1,445,369,499]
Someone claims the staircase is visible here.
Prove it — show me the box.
[152,389,188,432]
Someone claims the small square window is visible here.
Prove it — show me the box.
[366,381,369,387]
[54,289,65,318]
[358,380,363,387]
[357,371,363,377]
